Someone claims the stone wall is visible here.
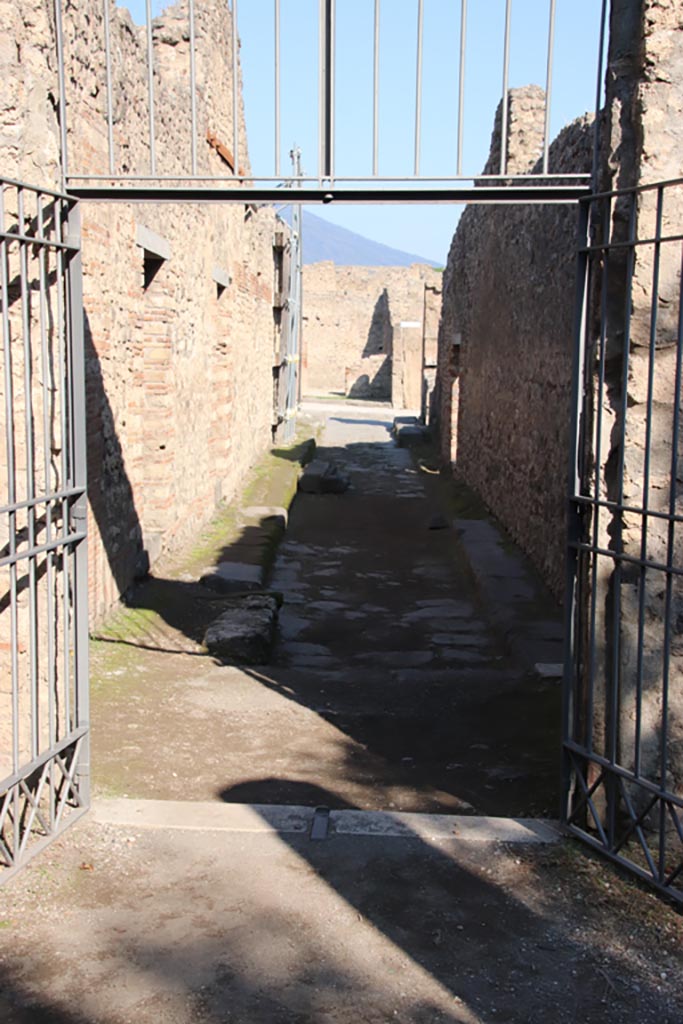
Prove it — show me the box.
[436,87,594,598]
[2,0,283,625]
[301,262,442,410]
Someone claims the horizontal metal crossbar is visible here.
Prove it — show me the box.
[0,485,85,518]
[564,740,683,807]
[572,493,683,527]
[0,230,79,252]
[568,542,683,578]
[0,725,89,795]
[0,529,87,570]
[67,184,591,206]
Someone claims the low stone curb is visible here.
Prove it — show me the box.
[454,517,564,678]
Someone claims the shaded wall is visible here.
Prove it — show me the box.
[436,87,593,598]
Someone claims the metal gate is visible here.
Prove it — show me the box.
[564,177,683,904]
[3,0,612,880]
[0,178,89,881]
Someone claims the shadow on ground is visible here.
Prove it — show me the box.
[0,780,681,1023]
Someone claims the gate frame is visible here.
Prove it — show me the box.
[0,178,90,883]
[562,175,683,906]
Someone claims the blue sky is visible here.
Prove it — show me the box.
[120,0,605,263]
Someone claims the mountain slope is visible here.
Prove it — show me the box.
[278,208,439,267]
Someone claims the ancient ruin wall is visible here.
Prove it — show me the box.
[301,263,442,410]
[3,0,283,624]
[436,88,593,598]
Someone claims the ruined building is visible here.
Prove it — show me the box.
[302,262,442,411]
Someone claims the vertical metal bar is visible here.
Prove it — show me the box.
[274,0,281,177]
[65,202,89,805]
[318,0,334,181]
[659,241,683,879]
[591,0,609,188]
[17,188,39,760]
[586,194,612,755]
[456,0,467,177]
[542,0,557,175]
[232,0,239,176]
[372,0,380,177]
[499,0,512,175]
[188,0,198,176]
[37,196,58,803]
[103,0,115,176]
[0,185,20,778]
[145,0,157,176]
[607,191,638,848]
[634,187,664,778]
[318,0,324,184]
[57,200,72,733]
[562,198,590,822]
[54,0,69,188]
[414,0,424,177]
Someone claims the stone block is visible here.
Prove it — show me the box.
[298,460,350,495]
[199,561,263,594]
[243,505,289,529]
[395,424,429,448]
[204,594,279,664]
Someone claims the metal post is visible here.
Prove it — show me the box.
[414,0,424,177]
[591,0,609,189]
[65,202,90,805]
[275,0,281,178]
[562,198,590,823]
[54,0,69,189]
[232,0,240,175]
[456,0,467,177]
[189,0,198,175]
[145,0,157,176]
[319,0,334,182]
[103,0,115,175]
[542,0,557,175]
[372,0,380,177]
[499,0,512,175]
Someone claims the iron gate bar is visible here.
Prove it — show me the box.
[541,0,556,175]
[456,0,467,176]
[66,185,590,205]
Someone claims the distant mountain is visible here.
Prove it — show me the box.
[277,208,439,267]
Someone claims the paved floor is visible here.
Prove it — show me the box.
[88,403,561,815]
[2,402,681,1023]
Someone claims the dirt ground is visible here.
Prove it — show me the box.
[1,401,682,1023]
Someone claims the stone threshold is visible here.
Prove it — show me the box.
[92,798,560,844]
